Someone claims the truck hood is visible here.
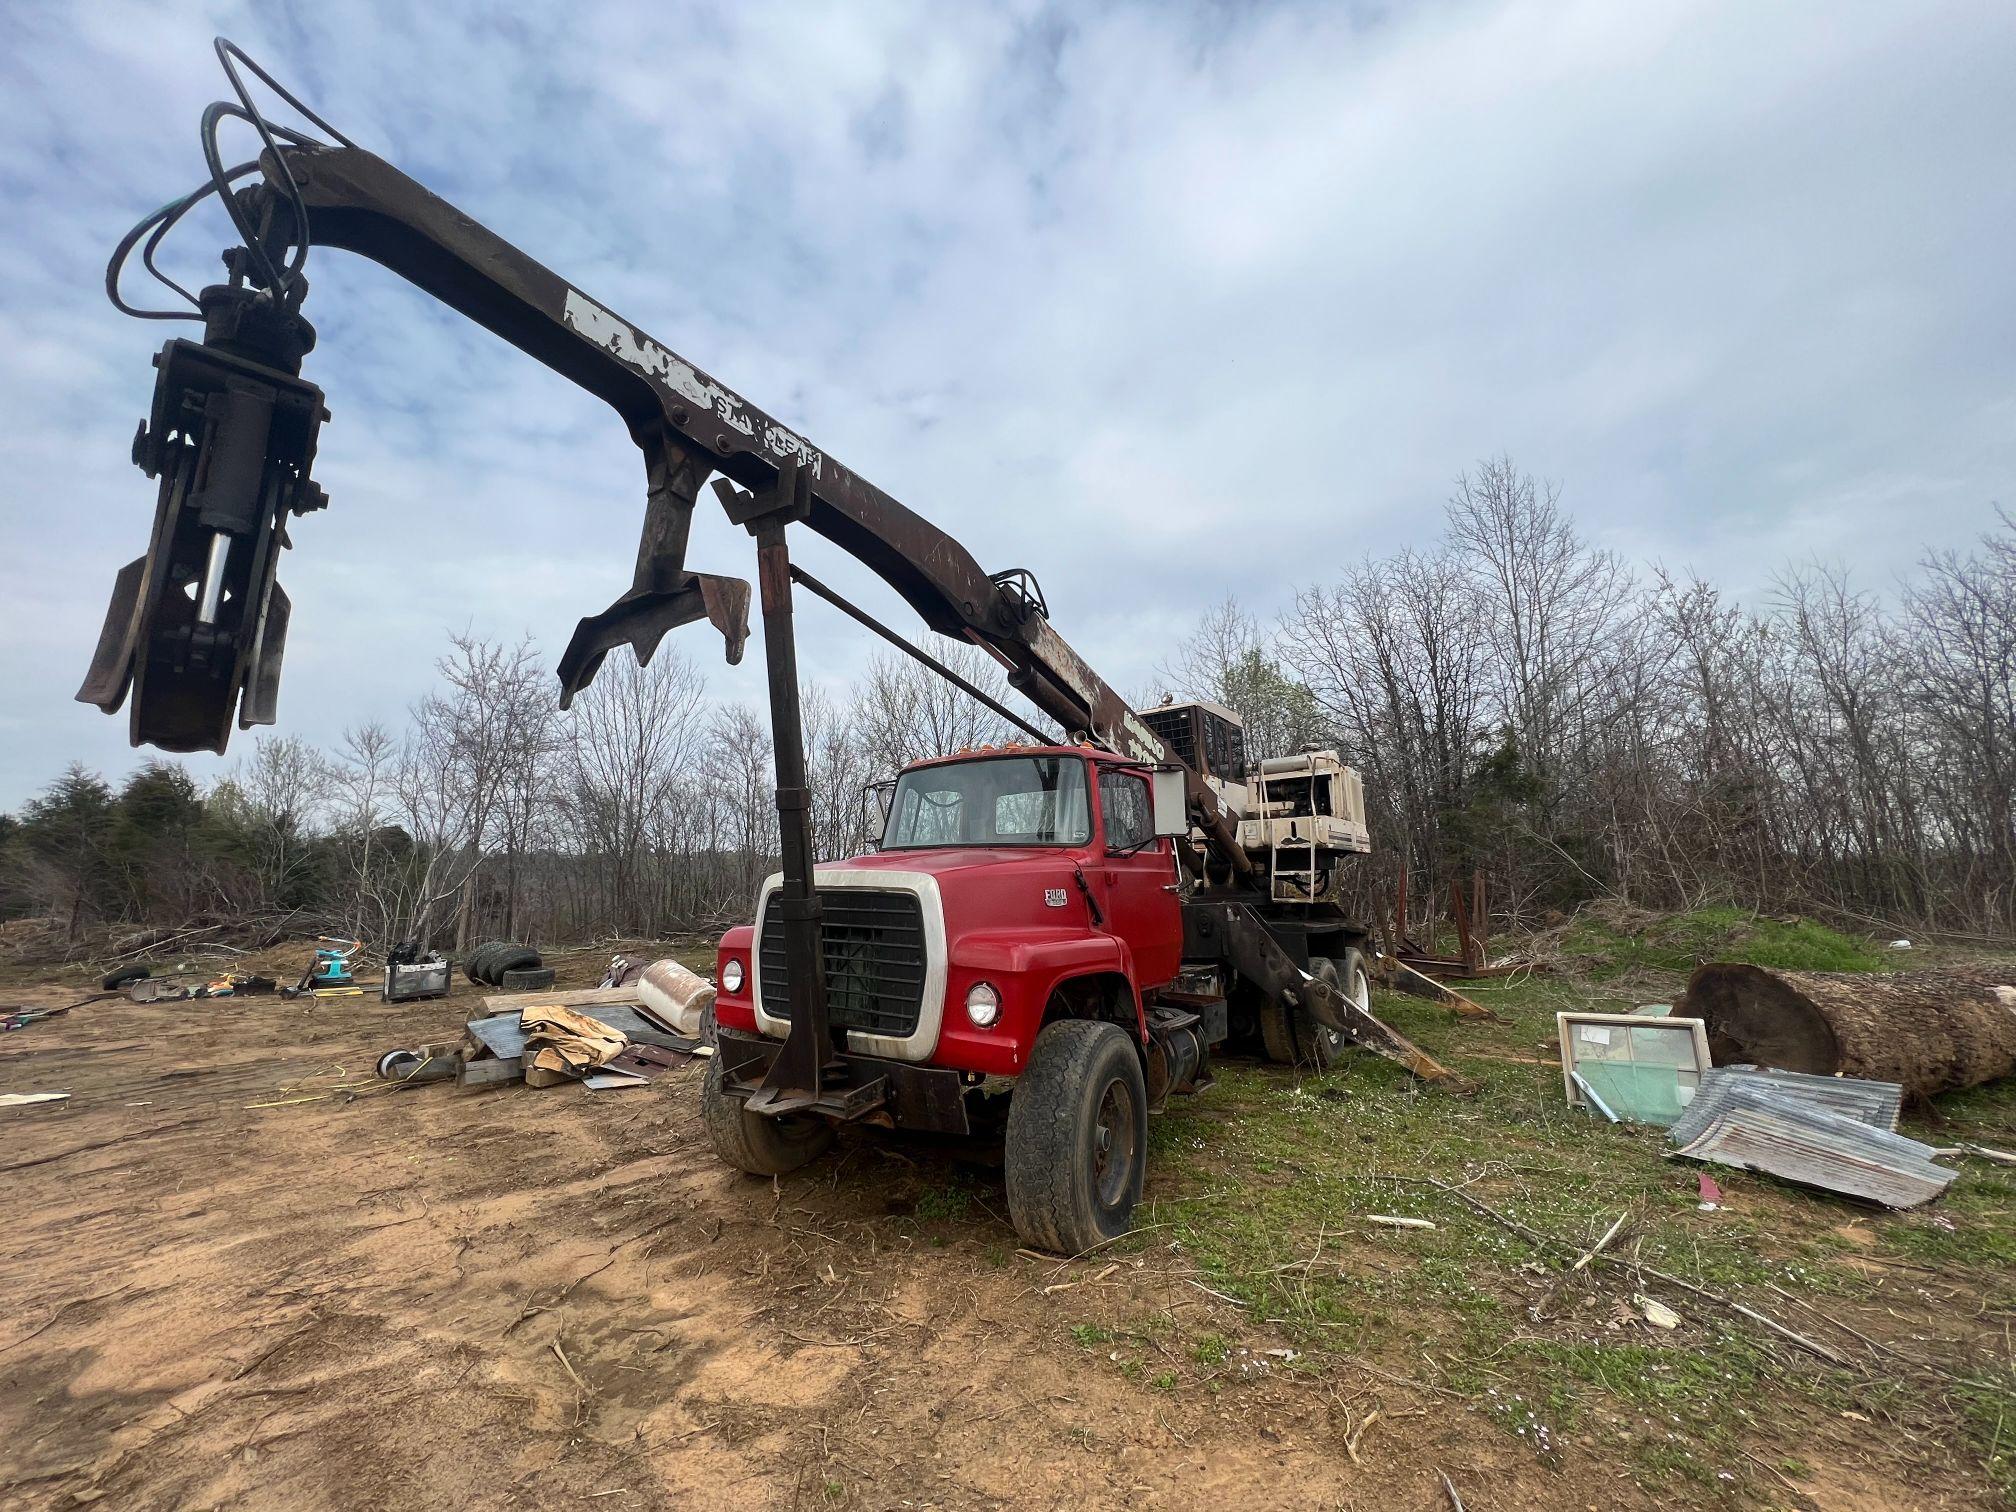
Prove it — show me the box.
[815,846,1092,882]
[808,846,1100,935]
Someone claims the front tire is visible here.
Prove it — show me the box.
[701,1049,834,1177]
[1005,1019,1147,1254]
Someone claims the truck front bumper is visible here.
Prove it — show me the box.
[714,1027,972,1136]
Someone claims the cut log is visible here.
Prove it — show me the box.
[1682,964,2016,1098]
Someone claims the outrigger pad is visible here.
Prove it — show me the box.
[556,570,750,707]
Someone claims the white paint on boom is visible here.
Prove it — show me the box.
[561,288,824,479]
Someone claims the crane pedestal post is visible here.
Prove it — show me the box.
[714,462,844,1115]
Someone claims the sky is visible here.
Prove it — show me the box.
[1,0,2012,808]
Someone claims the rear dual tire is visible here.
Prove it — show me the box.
[1259,949,1367,1070]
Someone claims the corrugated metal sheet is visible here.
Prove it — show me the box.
[1669,1066,1902,1147]
[1671,1082,1951,1208]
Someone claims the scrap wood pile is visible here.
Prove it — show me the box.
[3,914,367,971]
[377,958,716,1094]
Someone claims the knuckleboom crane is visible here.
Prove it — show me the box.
[82,43,1452,1096]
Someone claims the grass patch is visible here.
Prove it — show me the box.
[1190,1332,1231,1366]
[913,1182,972,1223]
[1560,904,1889,980]
[1957,1375,2016,1503]
[1132,917,2011,1507]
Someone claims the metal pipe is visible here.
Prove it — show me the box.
[788,565,1050,744]
[196,531,231,623]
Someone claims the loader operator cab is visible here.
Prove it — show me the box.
[1140,699,1249,820]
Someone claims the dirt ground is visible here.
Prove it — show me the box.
[0,972,1496,1511]
[1,945,2009,1510]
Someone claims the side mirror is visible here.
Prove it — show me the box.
[859,779,896,852]
[1151,766,1189,839]
[866,778,895,822]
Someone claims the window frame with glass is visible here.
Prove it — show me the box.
[879,753,1095,851]
[1097,767,1157,854]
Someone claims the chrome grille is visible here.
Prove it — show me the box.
[758,887,927,1039]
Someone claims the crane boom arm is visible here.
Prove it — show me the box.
[284,146,1163,753]
[85,137,1250,872]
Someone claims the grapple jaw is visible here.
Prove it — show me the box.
[78,290,327,754]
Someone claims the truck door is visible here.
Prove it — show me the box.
[1095,768,1183,989]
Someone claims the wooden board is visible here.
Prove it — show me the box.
[1380,957,1497,1020]
[478,985,644,1013]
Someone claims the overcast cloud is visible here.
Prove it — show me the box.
[1,0,2011,807]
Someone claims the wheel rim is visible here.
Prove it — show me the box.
[1304,959,1351,1061]
[1091,1076,1137,1210]
[1323,964,1369,1054]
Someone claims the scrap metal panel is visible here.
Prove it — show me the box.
[1670,1085,1951,1208]
[1668,1065,1903,1147]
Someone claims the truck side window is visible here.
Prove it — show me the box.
[1100,771,1153,851]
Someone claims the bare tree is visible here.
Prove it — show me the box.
[802,682,878,861]
[213,734,332,918]
[326,722,404,942]
[1445,456,1631,794]
[702,701,779,918]
[1281,550,1487,892]
[853,642,1020,771]
[557,648,707,935]
[1770,562,1924,915]
[391,633,553,948]
[1901,510,2016,927]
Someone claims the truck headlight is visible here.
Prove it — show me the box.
[721,958,745,994]
[965,981,1000,1027]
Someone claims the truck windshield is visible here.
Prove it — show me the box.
[882,756,1091,848]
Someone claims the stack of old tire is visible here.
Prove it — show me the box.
[464,941,554,992]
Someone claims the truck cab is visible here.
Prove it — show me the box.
[707,744,1207,1252]
[712,745,1183,1077]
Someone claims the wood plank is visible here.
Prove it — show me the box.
[478,985,644,1013]
[1380,958,1497,1020]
